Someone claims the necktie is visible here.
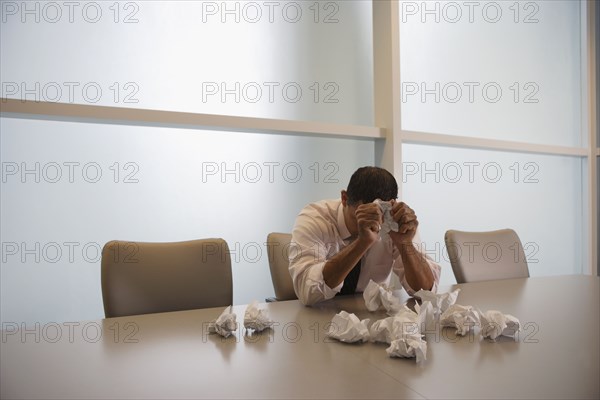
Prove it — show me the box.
[338,259,362,296]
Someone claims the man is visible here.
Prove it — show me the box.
[289,166,441,305]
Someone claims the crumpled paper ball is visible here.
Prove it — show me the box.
[371,311,417,343]
[326,311,370,343]
[386,334,428,363]
[363,279,403,314]
[208,306,237,338]
[243,300,274,332]
[414,288,461,315]
[370,303,433,362]
[479,309,521,341]
[440,304,480,336]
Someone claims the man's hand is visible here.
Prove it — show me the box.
[388,201,418,245]
[355,203,383,245]
[388,201,434,291]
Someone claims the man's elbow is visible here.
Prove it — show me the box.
[297,292,321,307]
[294,285,325,307]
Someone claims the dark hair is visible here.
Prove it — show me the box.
[346,166,398,205]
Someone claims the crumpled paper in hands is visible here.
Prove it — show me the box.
[363,280,403,314]
[386,334,428,363]
[479,310,521,341]
[373,199,399,235]
[208,306,237,338]
[414,288,461,315]
[440,304,480,336]
[243,300,274,332]
[326,311,370,343]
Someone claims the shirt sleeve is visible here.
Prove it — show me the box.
[392,233,442,296]
[289,213,342,306]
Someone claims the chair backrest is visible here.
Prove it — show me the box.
[101,238,232,318]
[444,229,530,284]
[266,233,297,301]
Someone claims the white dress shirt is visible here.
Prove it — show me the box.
[289,199,441,305]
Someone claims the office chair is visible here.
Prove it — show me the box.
[266,232,297,302]
[101,238,232,317]
[444,229,530,284]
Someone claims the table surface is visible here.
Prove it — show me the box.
[1,275,599,399]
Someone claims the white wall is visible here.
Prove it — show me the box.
[0,0,374,324]
[398,0,586,284]
[0,0,373,124]
[399,0,582,146]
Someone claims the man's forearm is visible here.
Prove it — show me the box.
[397,242,434,291]
[322,239,371,289]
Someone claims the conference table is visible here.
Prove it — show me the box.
[1,275,598,399]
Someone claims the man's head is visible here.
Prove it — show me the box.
[341,167,398,235]
[344,166,398,206]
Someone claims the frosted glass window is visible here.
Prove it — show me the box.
[0,0,373,125]
[0,117,374,324]
[402,143,583,286]
[400,0,583,147]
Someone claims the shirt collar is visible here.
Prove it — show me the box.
[336,200,352,240]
